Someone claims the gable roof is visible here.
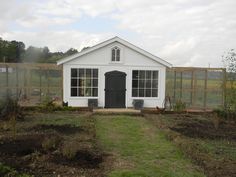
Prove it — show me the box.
[57,36,172,67]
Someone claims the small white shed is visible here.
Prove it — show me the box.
[57,36,172,108]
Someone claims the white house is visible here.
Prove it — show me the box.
[57,36,172,108]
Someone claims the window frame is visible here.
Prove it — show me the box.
[131,70,159,98]
[70,68,99,98]
[111,46,121,62]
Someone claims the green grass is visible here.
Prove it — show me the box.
[95,115,205,177]
[0,163,30,177]
[196,139,236,161]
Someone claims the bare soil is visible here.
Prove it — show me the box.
[29,124,84,135]
[145,114,236,177]
[170,117,236,141]
[0,116,109,177]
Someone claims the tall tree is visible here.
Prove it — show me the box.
[222,49,236,112]
[64,48,78,56]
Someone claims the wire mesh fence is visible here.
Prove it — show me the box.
[166,67,226,110]
[0,63,62,106]
[0,63,226,109]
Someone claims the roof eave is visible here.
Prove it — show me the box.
[57,36,172,67]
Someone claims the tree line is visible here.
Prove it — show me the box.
[0,37,79,63]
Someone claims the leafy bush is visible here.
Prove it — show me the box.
[213,108,236,120]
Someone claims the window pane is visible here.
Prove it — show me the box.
[139,79,145,88]
[71,88,77,96]
[116,49,120,61]
[79,69,85,78]
[112,49,115,61]
[132,70,139,79]
[139,71,145,79]
[78,78,85,87]
[152,80,158,88]
[93,69,98,78]
[145,80,151,88]
[146,71,151,79]
[153,71,158,79]
[78,87,84,96]
[85,88,92,96]
[152,89,158,97]
[145,89,151,97]
[92,88,98,96]
[139,89,145,97]
[71,69,77,77]
[132,80,138,88]
[93,79,98,87]
[71,79,77,86]
[85,79,91,87]
[132,89,138,97]
[86,69,92,78]
[131,70,159,98]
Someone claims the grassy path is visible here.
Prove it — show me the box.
[95,115,205,177]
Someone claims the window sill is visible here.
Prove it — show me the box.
[69,96,99,99]
[109,61,123,64]
[131,97,159,100]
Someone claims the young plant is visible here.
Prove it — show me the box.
[173,100,186,112]
[42,136,61,151]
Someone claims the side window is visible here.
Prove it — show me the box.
[132,70,159,97]
[71,68,98,97]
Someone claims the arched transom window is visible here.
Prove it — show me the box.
[111,47,120,62]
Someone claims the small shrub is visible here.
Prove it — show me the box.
[61,141,79,160]
[173,100,186,112]
[0,96,24,121]
[0,95,24,139]
[212,112,221,130]
[39,97,58,112]
[213,108,236,120]
[42,136,61,151]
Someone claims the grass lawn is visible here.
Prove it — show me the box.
[95,115,205,177]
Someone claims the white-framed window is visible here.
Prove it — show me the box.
[111,46,120,62]
[132,70,159,97]
[71,68,98,97]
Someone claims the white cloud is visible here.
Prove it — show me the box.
[0,0,236,67]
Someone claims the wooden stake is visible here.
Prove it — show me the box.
[204,69,208,110]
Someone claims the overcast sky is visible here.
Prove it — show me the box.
[0,0,235,67]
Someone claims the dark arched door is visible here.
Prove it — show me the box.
[105,71,126,108]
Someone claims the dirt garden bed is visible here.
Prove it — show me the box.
[145,113,236,177]
[0,113,109,177]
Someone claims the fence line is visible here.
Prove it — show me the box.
[166,67,226,110]
[0,63,226,109]
[0,63,62,106]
